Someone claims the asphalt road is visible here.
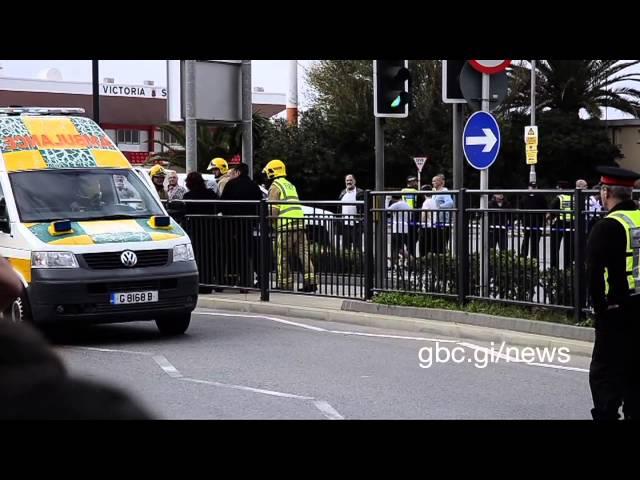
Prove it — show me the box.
[50,309,593,419]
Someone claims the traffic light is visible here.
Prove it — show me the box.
[374,60,410,118]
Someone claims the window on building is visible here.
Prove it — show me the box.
[117,129,141,145]
[161,129,181,146]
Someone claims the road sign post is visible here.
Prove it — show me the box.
[414,156,427,189]
[481,72,490,297]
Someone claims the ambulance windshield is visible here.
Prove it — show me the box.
[9,169,165,223]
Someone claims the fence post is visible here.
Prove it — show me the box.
[573,188,585,323]
[457,188,468,306]
[363,190,374,300]
[259,199,270,302]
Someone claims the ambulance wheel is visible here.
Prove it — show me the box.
[155,313,191,336]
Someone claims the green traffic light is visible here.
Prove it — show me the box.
[391,96,401,108]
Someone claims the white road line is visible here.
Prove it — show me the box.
[60,336,346,419]
[180,377,314,400]
[195,310,455,342]
[327,330,457,343]
[313,400,345,420]
[195,310,587,373]
[181,377,344,420]
[457,342,589,373]
[61,346,152,356]
[196,311,329,332]
[153,355,183,378]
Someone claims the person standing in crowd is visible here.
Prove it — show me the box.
[431,173,454,252]
[488,193,511,251]
[207,157,233,196]
[420,192,438,256]
[183,172,218,213]
[221,163,264,292]
[586,166,640,420]
[338,174,364,250]
[548,180,573,269]
[149,165,168,201]
[520,181,547,260]
[167,171,187,200]
[263,159,316,292]
[401,175,420,257]
[388,194,411,266]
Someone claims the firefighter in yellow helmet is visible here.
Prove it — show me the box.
[207,157,232,195]
[263,159,316,292]
[149,164,168,200]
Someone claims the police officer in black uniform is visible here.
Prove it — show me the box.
[586,166,640,420]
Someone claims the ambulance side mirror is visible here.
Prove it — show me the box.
[0,197,10,234]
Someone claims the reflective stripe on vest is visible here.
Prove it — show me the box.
[401,188,418,209]
[559,194,573,221]
[604,210,640,295]
[273,178,303,229]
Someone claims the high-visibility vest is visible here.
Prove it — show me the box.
[401,188,418,209]
[604,209,640,295]
[272,177,304,230]
[558,194,574,222]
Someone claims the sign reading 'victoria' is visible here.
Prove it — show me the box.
[101,84,167,99]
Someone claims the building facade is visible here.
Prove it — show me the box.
[0,76,286,165]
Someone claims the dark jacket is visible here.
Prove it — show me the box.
[488,198,512,226]
[221,175,263,216]
[586,199,638,315]
[183,188,218,214]
[521,192,548,228]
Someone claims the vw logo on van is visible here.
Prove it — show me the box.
[120,250,138,267]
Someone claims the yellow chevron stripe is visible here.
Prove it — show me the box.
[3,150,47,172]
[8,257,31,283]
[49,235,94,245]
[22,117,78,137]
[149,232,182,241]
[92,149,131,168]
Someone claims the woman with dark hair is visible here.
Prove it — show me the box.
[183,172,218,214]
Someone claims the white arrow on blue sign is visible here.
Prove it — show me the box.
[463,111,501,170]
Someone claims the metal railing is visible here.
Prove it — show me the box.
[166,188,612,320]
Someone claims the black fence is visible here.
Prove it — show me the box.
[167,188,610,319]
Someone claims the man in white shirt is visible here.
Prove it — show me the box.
[388,195,410,262]
[338,174,364,249]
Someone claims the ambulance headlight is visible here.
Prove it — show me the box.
[32,251,79,268]
[173,244,194,262]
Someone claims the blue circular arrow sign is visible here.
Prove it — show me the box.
[463,111,501,170]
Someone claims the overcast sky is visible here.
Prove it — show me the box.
[0,60,637,119]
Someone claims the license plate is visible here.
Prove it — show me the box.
[110,291,158,305]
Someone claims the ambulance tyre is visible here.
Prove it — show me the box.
[155,313,191,336]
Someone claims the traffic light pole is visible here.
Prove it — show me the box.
[375,116,385,289]
[480,73,490,297]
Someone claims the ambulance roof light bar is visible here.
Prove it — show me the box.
[0,107,86,116]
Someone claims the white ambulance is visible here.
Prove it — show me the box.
[0,108,198,334]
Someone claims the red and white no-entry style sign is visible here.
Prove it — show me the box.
[469,60,511,74]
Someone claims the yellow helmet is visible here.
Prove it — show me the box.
[149,165,166,177]
[263,159,286,179]
[207,157,228,174]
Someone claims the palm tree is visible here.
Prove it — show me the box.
[148,123,243,172]
[501,60,640,119]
